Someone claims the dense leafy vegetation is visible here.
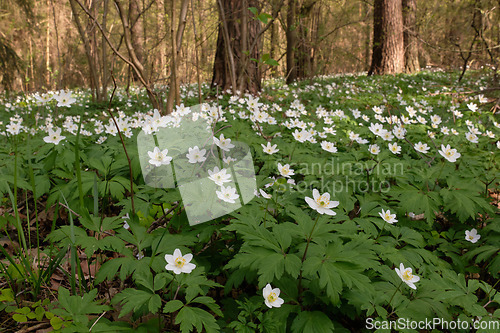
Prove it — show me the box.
[0,70,499,332]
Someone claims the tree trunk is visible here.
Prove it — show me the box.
[69,0,101,102]
[402,0,419,73]
[363,0,371,71]
[368,0,404,75]
[211,0,261,94]
[286,0,297,83]
[129,0,144,82]
[270,17,279,77]
[166,0,189,114]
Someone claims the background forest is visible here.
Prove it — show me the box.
[1,0,499,100]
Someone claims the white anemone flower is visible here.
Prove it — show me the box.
[395,263,420,290]
[208,167,232,186]
[262,284,284,308]
[216,185,239,204]
[465,228,481,243]
[438,144,461,162]
[213,134,235,151]
[379,209,398,224]
[43,127,66,145]
[261,142,279,154]
[165,248,196,274]
[305,189,339,216]
[186,146,207,163]
[148,147,173,167]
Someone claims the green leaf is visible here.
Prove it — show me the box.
[175,306,220,333]
[257,13,272,24]
[112,288,160,318]
[291,311,334,333]
[12,313,28,322]
[248,7,258,15]
[163,300,184,314]
[50,316,64,330]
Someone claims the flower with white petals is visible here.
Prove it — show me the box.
[438,144,461,162]
[379,209,398,224]
[259,189,272,199]
[213,134,235,151]
[43,127,66,145]
[216,185,239,204]
[395,263,420,290]
[467,103,478,112]
[122,213,130,230]
[263,284,284,308]
[465,229,481,243]
[305,189,339,215]
[165,248,196,274]
[53,91,76,107]
[321,141,337,153]
[368,144,380,155]
[186,146,207,163]
[277,163,294,178]
[261,142,279,154]
[208,167,232,186]
[414,142,430,154]
[388,142,401,155]
[465,132,478,143]
[148,147,173,167]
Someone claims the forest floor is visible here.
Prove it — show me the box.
[0,69,499,332]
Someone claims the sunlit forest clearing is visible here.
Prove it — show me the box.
[0,0,499,332]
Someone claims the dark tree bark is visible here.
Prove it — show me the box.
[402,0,419,73]
[211,0,261,94]
[286,0,297,83]
[368,0,404,75]
[129,0,144,81]
[296,0,316,79]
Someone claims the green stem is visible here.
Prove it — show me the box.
[375,222,387,241]
[388,281,404,308]
[74,118,84,210]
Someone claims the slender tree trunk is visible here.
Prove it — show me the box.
[368,0,404,75]
[286,0,297,83]
[190,0,202,103]
[69,0,100,101]
[166,0,189,114]
[129,0,144,82]
[363,0,371,71]
[198,0,207,68]
[101,0,109,101]
[46,0,50,88]
[403,0,419,73]
[270,16,279,77]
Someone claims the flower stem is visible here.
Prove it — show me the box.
[388,281,404,307]
[298,214,321,306]
[375,222,386,241]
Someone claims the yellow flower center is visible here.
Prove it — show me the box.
[402,270,413,281]
[267,292,277,303]
[175,257,186,268]
[316,196,329,207]
[385,213,391,220]
[469,235,474,240]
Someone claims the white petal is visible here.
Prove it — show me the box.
[173,248,182,258]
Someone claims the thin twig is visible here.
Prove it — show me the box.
[107,74,135,214]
